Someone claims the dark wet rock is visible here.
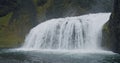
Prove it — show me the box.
[103,0,120,54]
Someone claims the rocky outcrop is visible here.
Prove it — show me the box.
[103,0,120,53]
[0,0,113,47]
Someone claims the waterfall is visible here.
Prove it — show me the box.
[22,13,110,50]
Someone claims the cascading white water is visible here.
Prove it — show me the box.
[22,13,110,50]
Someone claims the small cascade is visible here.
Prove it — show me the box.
[22,13,110,50]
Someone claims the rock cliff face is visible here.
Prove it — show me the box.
[103,0,120,53]
[0,0,113,47]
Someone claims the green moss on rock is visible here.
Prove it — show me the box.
[102,22,111,50]
[0,13,23,47]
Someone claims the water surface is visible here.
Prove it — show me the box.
[0,49,120,63]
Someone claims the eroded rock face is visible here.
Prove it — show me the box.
[103,0,120,53]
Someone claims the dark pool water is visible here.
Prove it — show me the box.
[0,49,120,63]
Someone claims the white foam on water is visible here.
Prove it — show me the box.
[12,48,115,55]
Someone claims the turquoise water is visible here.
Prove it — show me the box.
[0,49,120,63]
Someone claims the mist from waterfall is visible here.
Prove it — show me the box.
[22,13,110,51]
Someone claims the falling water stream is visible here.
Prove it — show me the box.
[22,13,110,51]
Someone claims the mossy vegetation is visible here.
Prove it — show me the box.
[102,22,111,50]
[0,13,12,27]
[103,22,110,33]
[0,13,23,47]
[36,0,53,22]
